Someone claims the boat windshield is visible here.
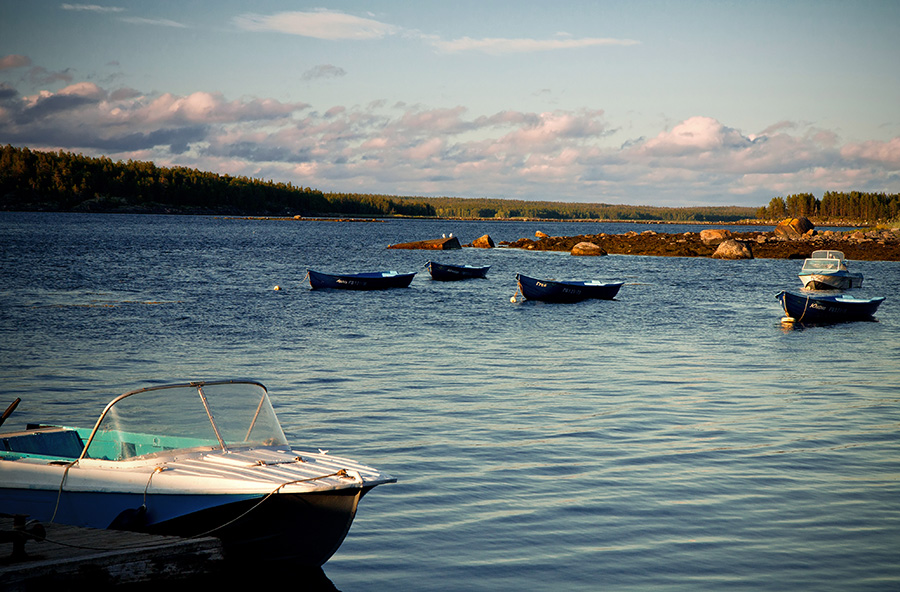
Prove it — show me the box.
[801,259,841,272]
[81,381,288,461]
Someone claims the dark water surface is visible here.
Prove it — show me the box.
[1,212,898,591]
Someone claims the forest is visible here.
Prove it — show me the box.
[756,192,900,223]
[2,145,894,223]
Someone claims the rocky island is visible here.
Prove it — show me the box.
[501,218,900,261]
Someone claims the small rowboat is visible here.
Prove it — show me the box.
[424,261,490,281]
[307,269,416,290]
[776,290,884,324]
[515,274,623,303]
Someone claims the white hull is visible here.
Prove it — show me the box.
[799,273,863,290]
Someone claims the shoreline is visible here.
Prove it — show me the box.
[501,228,900,262]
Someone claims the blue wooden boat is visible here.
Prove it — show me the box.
[308,269,416,290]
[424,261,490,281]
[776,290,884,323]
[515,274,623,303]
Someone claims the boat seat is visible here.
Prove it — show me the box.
[0,426,85,459]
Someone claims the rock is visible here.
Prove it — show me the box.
[712,239,753,259]
[470,234,495,248]
[535,231,549,238]
[570,241,607,256]
[387,237,461,250]
[700,229,733,244]
[774,217,814,237]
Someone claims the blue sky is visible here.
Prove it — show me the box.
[1,1,898,206]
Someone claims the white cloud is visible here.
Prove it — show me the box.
[234,10,397,40]
[119,17,187,28]
[2,75,898,205]
[0,55,31,70]
[301,65,347,81]
[60,4,124,13]
[431,36,640,55]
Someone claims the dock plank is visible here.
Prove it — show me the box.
[1,517,223,588]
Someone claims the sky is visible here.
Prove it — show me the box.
[1,1,899,207]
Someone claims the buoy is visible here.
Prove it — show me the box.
[510,296,517,303]
[273,285,282,291]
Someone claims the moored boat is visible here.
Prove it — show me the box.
[424,261,490,281]
[307,269,416,290]
[514,274,623,303]
[776,290,884,324]
[0,380,395,566]
[798,250,863,290]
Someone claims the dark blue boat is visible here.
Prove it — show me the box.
[776,290,884,323]
[424,261,490,281]
[515,274,623,303]
[307,269,416,290]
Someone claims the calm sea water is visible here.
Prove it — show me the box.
[1,212,898,591]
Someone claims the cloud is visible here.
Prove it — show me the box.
[301,65,347,81]
[234,10,397,40]
[26,66,75,86]
[2,72,897,205]
[841,138,900,169]
[119,16,187,28]
[60,4,124,12]
[0,55,31,70]
[430,36,640,55]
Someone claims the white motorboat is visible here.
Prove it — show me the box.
[0,380,395,566]
[798,250,863,290]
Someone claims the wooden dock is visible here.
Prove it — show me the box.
[1,516,223,589]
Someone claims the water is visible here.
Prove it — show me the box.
[1,212,899,591]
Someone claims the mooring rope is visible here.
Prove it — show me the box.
[184,468,355,540]
[34,468,356,552]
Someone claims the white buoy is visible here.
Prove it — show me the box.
[510,296,517,303]
[273,285,282,291]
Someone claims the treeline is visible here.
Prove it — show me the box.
[391,196,756,222]
[0,145,436,217]
[756,192,900,222]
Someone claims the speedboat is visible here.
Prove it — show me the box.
[0,380,395,566]
[514,274,623,303]
[798,250,863,290]
[307,269,416,290]
[424,261,490,281]
[776,290,884,324]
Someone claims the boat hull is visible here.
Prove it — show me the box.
[798,272,863,290]
[425,261,490,281]
[776,290,884,323]
[308,269,415,290]
[516,274,623,303]
[0,485,367,566]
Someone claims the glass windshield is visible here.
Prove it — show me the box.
[82,381,288,461]
[802,260,840,271]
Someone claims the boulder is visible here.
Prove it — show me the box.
[570,241,607,256]
[711,239,753,259]
[774,217,814,237]
[535,231,549,238]
[470,234,495,248]
[387,237,461,250]
[700,229,733,244]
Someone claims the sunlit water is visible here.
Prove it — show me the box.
[1,212,898,591]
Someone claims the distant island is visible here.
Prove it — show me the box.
[1,144,897,225]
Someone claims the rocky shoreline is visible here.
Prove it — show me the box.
[501,226,900,261]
